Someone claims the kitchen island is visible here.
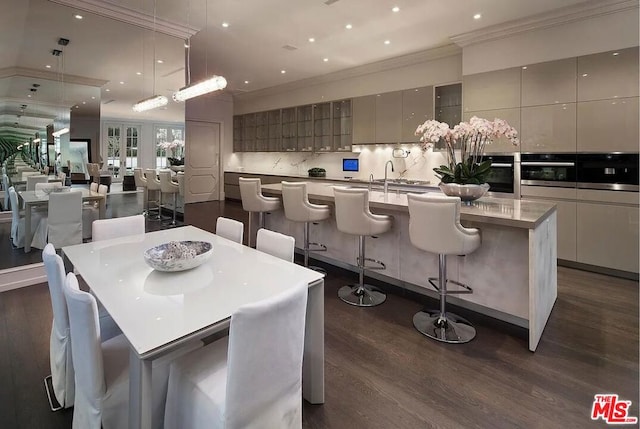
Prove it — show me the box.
[261,181,558,352]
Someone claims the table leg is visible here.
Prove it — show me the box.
[24,203,32,253]
[99,196,106,219]
[129,350,153,429]
[303,278,325,404]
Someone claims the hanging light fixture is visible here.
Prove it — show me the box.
[54,42,70,137]
[132,0,168,112]
[172,0,227,102]
[52,128,70,137]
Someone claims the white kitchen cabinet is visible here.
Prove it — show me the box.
[521,58,577,107]
[352,95,376,144]
[577,47,640,102]
[375,91,403,143]
[577,97,639,152]
[401,86,433,142]
[520,103,576,153]
[463,68,521,112]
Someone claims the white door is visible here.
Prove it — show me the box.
[184,120,220,203]
[104,123,141,182]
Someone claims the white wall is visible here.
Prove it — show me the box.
[71,116,100,163]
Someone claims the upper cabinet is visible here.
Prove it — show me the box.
[296,105,313,152]
[281,107,297,152]
[352,95,376,144]
[463,68,521,112]
[521,58,577,106]
[333,99,352,151]
[434,84,461,127]
[402,86,434,142]
[577,47,639,102]
[313,102,332,152]
[374,91,403,143]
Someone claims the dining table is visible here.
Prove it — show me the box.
[18,188,105,252]
[61,225,325,429]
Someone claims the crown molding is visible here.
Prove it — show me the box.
[235,44,461,102]
[0,97,69,109]
[0,67,108,87]
[48,0,200,39]
[451,0,639,47]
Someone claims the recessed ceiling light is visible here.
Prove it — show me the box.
[222,22,229,28]
[323,58,328,62]
[136,72,142,75]
[345,24,353,30]
[384,40,390,45]
[612,52,619,56]
[244,80,249,84]
[82,101,86,104]
[119,81,125,84]
[105,89,110,92]
[281,70,286,74]
[392,6,400,12]
[74,14,83,19]
[522,66,527,70]
[582,73,588,77]
[45,65,51,69]
[91,96,96,99]
[473,13,482,20]
[308,37,315,43]
[75,105,79,109]
[27,94,32,98]
[157,59,163,64]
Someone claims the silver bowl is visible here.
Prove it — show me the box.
[143,240,213,272]
[439,183,490,203]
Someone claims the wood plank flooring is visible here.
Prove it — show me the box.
[0,199,637,429]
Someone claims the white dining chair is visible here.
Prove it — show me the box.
[92,214,145,242]
[2,173,10,210]
[42,244,121,411]
[89,182,98,193]
[63,272,169,429]
[8,186,47,249]
[164,283,308,429]
[46,190,83,248]
[82,184,108,240]
[26,174,48,191]
[256,228,295,262]
[215,217,244,244]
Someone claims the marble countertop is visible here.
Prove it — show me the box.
[261,181,556,229]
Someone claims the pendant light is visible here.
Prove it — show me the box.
[132,0,168,112]
[172,0,227,102]
[54,44,69,137]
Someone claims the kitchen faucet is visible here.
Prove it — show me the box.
[369,173,374,192]
[384,160,394,194]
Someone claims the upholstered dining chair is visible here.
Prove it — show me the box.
[164,283,309,429]
[92,214,145,242]
[2,173,10,210]
[46,190,83,248]
[8,186,46,249]
[215,216,244,244]
[42,244,121,411]
[256,228,295,262]
[26,174,48,190]
[63,272,169,429]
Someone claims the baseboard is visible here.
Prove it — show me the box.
[0,262,47,293]
[558,259,639,281]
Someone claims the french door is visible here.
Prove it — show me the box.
[104,123,140,182]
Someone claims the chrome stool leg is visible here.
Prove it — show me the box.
[247,212,254,247]
[338,235,386,307]
[413,254,476,343]
[303,222,327,275]
[170,193,177,225]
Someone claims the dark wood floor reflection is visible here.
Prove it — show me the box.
[0,199,638,428]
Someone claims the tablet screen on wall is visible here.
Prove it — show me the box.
[343,158,359,172]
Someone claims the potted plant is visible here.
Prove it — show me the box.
[158,139,185,168]
[308,167,326,178]
[415,116,519,202]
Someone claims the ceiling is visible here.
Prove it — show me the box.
[1,0,596,144]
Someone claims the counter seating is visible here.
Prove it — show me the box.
[407,193,481,344]
[333,187,392,307]
[159,170,180,226]
[238,177,281,247]
[144,168,162,221]
[133,168,148,215]
[281,181,330,274]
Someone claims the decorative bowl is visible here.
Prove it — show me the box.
[143,240,213,272]
[439,182,490,203]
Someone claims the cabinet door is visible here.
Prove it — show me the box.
[577,201,639,273]
[401,86,433,142]
[313,102,332,152]
[267,109,281,151]
[242,113,256,152]
[577,47,639,102]
[233,115,244,152]
[463,68,521,112]
[255,112,269,151]
[296,105,313,151]
[332,99,352,151]
[521,58,577,106]
[281,107,297,152]
[520,103,576,153]
[577,97,639,152]
[352,95,376,144]
[375,91,402,143]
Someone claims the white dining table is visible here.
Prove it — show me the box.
[62,225,325,429]
[19,188,105,252]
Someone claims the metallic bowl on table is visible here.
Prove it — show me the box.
[143,240,213,272]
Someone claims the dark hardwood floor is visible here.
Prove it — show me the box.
[0,199,637,429]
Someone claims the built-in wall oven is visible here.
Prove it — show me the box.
[576,153,639,192]
[521,154,576,188]
[484,153,520,197]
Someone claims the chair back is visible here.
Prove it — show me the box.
[333,186,392,236]
[256,228,295,262]
[86,163,100,183]
[145,169,161,191]
[9,187,20,243]
[35,182,63,192]
[89,182,98,193]
[134,168,147,188]
[3,174,10,210]
[62,273,106,427]
[92,215,145,242]
[159,170,179,193]
[216,217,244,244]
[97,184,108,195]
[48,191,83,248]
[282,181,329,223]
[407,193,480,256]
[27,175,48,191]
[238,177,263,212]
[225,284,308,429]
[42,244,74,407]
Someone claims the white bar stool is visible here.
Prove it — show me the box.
[407,193,481,344]
[239,177,281,247]
[133,168,148,215]
[333,187,392,307]
[144,168,161,221]
[282,181,329,273]
[159,170,180,225]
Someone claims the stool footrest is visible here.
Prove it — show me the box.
[357,257,386,270]
[427,277,473,294]
[307,242,327,252]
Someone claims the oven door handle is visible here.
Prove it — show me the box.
[521,162,575,167]
[490,163,512,167]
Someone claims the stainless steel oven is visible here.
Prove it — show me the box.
[521,154,576,188]
[484,153,519,197]
[576,153,639,192]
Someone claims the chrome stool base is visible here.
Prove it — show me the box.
[338,284,386,307]
[413,310,476,344]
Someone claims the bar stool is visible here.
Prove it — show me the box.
[133,168,148,215]
[238,177,281,247]
[159,171,180,225]
[333,187,392,307]
[144,168,161,221]
[407,193,481,344]
[281,181,329,273]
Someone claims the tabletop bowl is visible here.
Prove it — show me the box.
[143,240,213,272]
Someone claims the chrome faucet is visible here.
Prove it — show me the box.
[369,173,374,191]
[384,160,394,194]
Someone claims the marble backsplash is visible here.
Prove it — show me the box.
[226,145,449,183]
